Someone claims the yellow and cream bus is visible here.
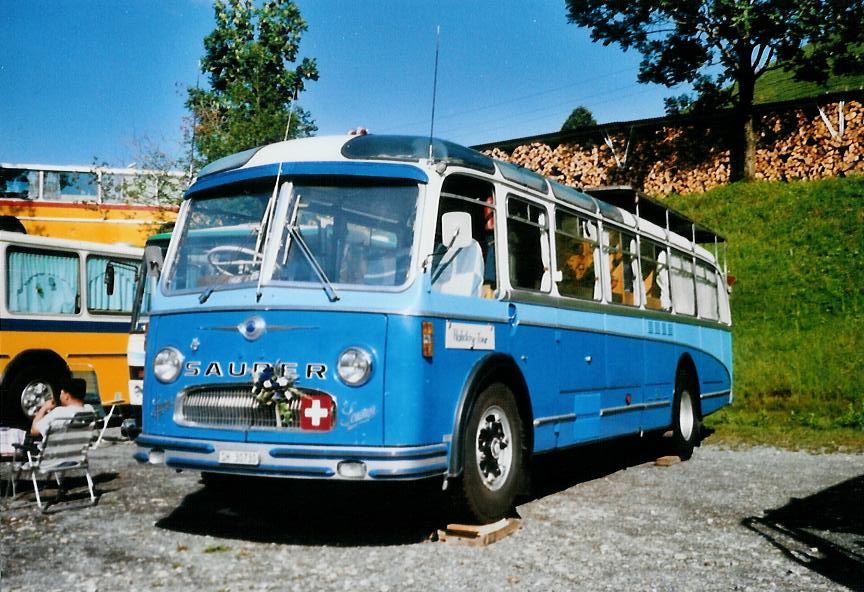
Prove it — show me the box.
[0,162,183,246]
[0,230,143,429]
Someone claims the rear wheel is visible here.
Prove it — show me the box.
[671,372,700,460]
[451,383,525,523]
[2,366,63,429]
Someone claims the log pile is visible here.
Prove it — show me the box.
[484,99,864,196]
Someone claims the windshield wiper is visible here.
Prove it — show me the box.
[283,194,340,302]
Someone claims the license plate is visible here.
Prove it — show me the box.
[218,450,260,466]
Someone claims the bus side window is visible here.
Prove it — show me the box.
[433,175,497,298]
[669,249,696,315]
[695,261,720,320]
[555,208,599,301]
[86,256,137,313]
[6,248,80,314]
[640,240,671,311]
[604,229,638,305]
[507,196,550,292]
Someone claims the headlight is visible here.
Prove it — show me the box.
[337,347,373,386]
[153,347,184,383]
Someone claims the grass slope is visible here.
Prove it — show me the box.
[666,176,864,451]
[754,68,864,104]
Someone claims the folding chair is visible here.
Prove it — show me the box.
[10,411,98,512]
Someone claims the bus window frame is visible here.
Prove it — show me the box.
[5,245,82,317]
[504,192,553,295]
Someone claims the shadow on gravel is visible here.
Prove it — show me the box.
[526,432,672,503]
[742,474,864,592]
[155,433,679,546]
[155,476,447,546]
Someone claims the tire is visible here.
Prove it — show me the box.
[671,372,701,461]
[451,383,525,523]
[2,365,64,429]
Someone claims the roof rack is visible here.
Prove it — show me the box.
[584,185,725,244]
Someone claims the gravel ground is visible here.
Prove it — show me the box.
[1,432,862,592]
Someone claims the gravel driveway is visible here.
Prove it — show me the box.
[1,433,862,592]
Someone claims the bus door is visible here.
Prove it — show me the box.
[552,207,605,445]
[600,226,645,437]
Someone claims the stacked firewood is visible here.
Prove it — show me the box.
[485,99,863,196]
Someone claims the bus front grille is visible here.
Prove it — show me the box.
[176,384,302,429]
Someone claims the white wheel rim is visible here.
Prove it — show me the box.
[679,390,694,441]
[475,405,513,492]
[21,380,54,417]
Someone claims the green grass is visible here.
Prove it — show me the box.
[666,175,864,451]
[754,67,864,104]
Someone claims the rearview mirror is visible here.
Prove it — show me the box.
[144,245,164,278]
[104,263,115,296]
[441,211,473,250]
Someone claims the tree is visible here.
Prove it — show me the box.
[565,0,864,181]
[561,106,598,131]
[187,0,319,165]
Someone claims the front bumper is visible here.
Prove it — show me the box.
[135,434,449,481]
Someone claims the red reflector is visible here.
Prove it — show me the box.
[726,274,737,286]
[299,394,335,431]
[422,320,434,358]
[135,368,145,380]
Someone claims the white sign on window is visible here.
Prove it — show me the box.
[445,321,495,350]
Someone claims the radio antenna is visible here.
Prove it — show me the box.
[428,25,441,161]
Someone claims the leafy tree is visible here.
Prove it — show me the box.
[561,106,598,131]
[565,0,864,181]
[187,0,319,165]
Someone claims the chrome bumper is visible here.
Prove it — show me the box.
[135,434,449,481]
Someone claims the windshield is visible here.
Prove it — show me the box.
[165,179,418,294]
[274,182,418,287]
[166,184,270,292]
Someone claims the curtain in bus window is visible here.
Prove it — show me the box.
[506,197,550,292]
[603,229,638,305]
[695,262,720,320]
[86,257,137,313]
[717,269,731,324]
[7,250,79,314]
[669,250,696,315]
[555,209,599,300]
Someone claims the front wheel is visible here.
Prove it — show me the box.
[671,375,701,460]
[451,383,525,523]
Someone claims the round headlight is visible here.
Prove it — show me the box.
[153,347,184,383]
[337,347,373,386]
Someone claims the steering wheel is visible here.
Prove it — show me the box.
[206,246,260,276]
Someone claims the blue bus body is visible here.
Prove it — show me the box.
[137,135,731,518]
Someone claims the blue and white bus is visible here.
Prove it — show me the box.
[136,134,732,522]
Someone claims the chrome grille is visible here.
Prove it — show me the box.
[177,384,305,429]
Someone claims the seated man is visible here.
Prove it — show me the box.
[30,378,94,438]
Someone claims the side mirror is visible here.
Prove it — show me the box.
[104,263,115,296]
[441,212,473,250]
[144,245,164,278]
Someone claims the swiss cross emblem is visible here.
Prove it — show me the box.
[300,394,335,431]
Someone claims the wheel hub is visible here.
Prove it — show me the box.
[21,380,54,417]
[475,406,513,492]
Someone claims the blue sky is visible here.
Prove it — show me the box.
[0,1,687,167]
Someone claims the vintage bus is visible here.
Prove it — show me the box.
[0,231,143,429]
[0,162,182,246]
[135,135,732,521]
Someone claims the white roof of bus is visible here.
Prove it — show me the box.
[0,231,144,257]
[244,136,355,168]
